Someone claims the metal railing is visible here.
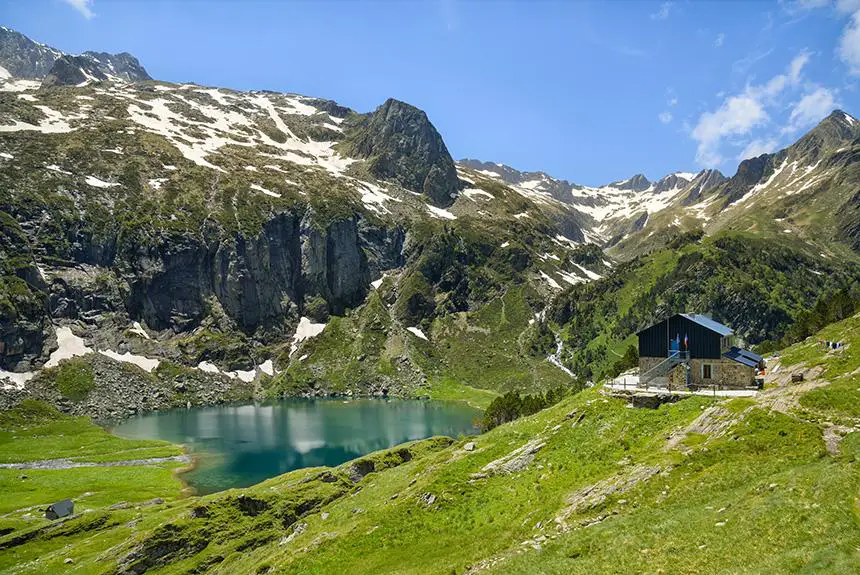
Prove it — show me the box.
[640,350,689,387]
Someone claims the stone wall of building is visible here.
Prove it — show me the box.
[639,356,755,389]
[688,358,754,389]
[639,356,664,377]
[716,360,756,388]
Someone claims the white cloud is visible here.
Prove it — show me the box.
[737,138,780,161]
[651,2,672,20]
[839,10,860,74]
[692,50,810,166]
[788,0,833,12]
[62,0,95,19]
[788,51,810,83]
[693,96,768,165]
[788,87,838,130]
[837,0,860,13]
[714,33,725,48]
[668,97,678,106]
[658,111,673,124]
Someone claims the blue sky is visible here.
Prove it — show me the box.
[2,0,858,185]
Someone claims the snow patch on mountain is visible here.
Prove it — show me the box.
[45,327,93,368]
[427,205,457,220]
[85,175,118,188]
[251,183,281,198]
[290,317,327,355]
[98,349,160,372]
[406,327,428,340]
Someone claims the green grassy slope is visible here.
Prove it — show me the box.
[268,284,574,402]
[0,400,186,569]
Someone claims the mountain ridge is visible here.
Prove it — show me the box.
[0,26,151,85]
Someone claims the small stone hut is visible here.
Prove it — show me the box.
[45,499,74,520]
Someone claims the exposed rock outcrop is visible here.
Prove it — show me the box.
[0,26,63,78]
[41,55,109,88]
[342,98,461,207]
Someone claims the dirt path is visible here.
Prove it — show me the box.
[0,454,191,470]
[756,364,827,415]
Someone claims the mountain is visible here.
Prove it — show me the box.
[456,159,727,247]
[0,26,150,84]
[1,25,860,420]
[610,110,860,258]
[0,26,63,78]
[340,98,461,207]
[0,30,609,404]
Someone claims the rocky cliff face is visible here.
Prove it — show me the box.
[0,27,151,86]
[610,174,651,192]
[342,99,461,207]
[41,55,109,88]
[0,26,63,78]
[718,153,780,207]
[80,51,151,82]
[4,210,398,370]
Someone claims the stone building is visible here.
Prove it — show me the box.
[636,314,764,389]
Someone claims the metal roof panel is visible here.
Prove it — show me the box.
[680,313,734,336]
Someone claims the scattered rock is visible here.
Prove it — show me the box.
[348,459,376,483]
[279,522,307,546]
[463,442,476,452]
[481,439,546,476]
[189,505,210,519]
[64,558,74,564]
[420,493,436,506]
[555,464,664,529]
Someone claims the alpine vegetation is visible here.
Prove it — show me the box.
[1,4,859,573]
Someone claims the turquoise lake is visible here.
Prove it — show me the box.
[111,398,481,494]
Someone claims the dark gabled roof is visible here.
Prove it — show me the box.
[723,347,762,367]
[48,498,74,516]
[636,313,735,337]
[679,313,734,336]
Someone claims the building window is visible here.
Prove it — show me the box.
[703,364,713,380]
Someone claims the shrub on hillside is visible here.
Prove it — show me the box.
[481,385,569,431]
[55,358,95,401]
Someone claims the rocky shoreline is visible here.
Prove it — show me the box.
[0,350,436,424]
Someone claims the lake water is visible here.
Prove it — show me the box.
[111,398,481,494]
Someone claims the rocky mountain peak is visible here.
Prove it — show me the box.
[652,173,690,193]
[0,26,63,78]
[81,51,151,82]
[343,98,460,207]
[0,27,150,86]
[40,55,108,88]
[610,173,651,192]
[789,109,860,161]
[680,169,728,205]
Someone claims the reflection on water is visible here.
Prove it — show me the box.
[112,398,480,494]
